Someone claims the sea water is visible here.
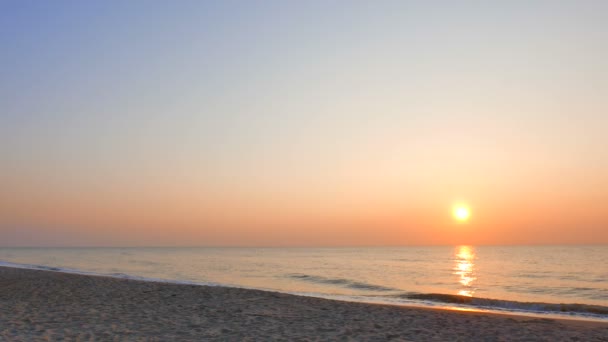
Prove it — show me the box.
[1,246,606,321]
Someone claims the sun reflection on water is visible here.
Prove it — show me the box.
[454,246,476,297]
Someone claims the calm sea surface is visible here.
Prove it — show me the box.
[1,246,606,320]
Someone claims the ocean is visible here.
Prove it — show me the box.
[1,246,606,321]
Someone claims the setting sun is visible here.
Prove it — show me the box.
[453,205,471,222]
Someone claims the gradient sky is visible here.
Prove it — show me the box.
[1,1,607,246]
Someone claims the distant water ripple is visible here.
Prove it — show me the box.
[288,273,398,292]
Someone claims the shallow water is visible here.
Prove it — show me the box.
[1,246,606,320]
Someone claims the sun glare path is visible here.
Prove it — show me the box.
[454,246,476,297]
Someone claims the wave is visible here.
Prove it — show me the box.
[287,273,398,292]
[397,293,608,317]
[0,260,223,287]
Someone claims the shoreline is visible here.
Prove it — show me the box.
[1,260,606,323]
[1,266,607,340]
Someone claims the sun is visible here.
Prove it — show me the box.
[453,204,471,222]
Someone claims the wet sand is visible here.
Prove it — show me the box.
[1,266,607,341]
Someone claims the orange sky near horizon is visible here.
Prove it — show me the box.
[2,165,607,246]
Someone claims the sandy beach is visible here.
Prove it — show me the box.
[1,266,606,341]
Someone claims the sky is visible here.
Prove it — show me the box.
[1,1,607,246]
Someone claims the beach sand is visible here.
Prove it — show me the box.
[1,266,606,341]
